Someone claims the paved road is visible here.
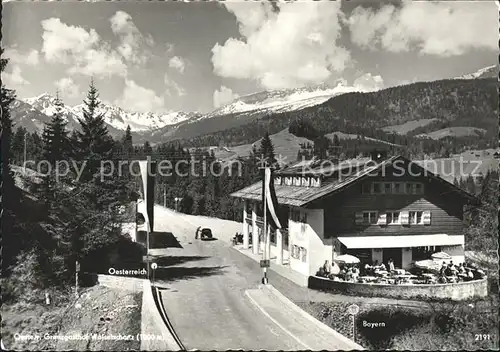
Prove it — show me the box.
[150,206,311,351]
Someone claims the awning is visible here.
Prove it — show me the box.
[337,234,464,249]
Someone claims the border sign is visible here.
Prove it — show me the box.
[260,259,270,268]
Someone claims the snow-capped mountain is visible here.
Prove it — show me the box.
[15,93,199,136]
[455,65,498,79]
[203,82,367,120]
[71,103,195,132]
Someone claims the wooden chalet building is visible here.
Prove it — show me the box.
[230,152,478,278]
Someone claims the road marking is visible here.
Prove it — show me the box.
[244,290,311,350]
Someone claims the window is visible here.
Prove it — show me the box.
[405,183,413,194]
[362,183,371,194]
[408,211,424,224]
[300,247,307,262]
[387,212,400,225]
[415,183,423,195]
[362,211,378,224]
[394,182,403,194]
[364,182,424,195]
[384,182,392,194]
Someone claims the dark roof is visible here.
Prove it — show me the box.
[230,155,478,207]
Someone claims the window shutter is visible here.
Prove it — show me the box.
[377,213,387,225]
[355,212,364,224]
[401,211,410,225]
[423,211,431,225]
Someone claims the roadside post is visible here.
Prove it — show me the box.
[151,262,157,287]
[75,260,80,298]
[348,304,359,342]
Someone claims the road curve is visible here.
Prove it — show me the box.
[150,206,307,351]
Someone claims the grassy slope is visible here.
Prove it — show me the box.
[1,285,142,351]
[416,127,487,139]
[381,118,439,134]
[213,128,314,164]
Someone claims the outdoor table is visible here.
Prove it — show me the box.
[394,269,405,275]
[375,270,389,277]
[359,276,377,283]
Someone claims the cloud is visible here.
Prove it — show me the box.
[54,77,81,99]
[347,1,497,56]
[164,73,186,97]
[213,85,239,108]
[3,48,39,66]
[211,1,350,89]
[114,79,165,113]
[165,43,174,54]
[41,17,127,77]
[168,56,185,74]
[353,73,384,92]
[3,65,29,86]
[110,11,153,65]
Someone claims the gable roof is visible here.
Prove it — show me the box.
[230,155,479,207]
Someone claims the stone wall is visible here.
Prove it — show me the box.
[309,276,488,301]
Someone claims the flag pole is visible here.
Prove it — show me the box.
[262,166,268,285]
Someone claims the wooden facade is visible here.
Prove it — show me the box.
[311,162,469,239]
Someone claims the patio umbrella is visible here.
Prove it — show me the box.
[431,252,452,260]
[334,254,360,264]
[414,259,441,273]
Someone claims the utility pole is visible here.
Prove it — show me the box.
[262,171,268,285]
[146,223,150,279]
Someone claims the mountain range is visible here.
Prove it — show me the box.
[10,64,498,145]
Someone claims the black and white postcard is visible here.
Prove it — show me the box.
[1,0,498,351]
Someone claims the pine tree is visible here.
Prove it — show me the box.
[37,93,71,209]
[76,79,113,181]
[120,125,134,179]
[1,49,18,207]
[42,92,70,165]
[122,125,133,156]
[143,141,153,155]
[10,127,27,165]
[1,48,22,271]
[258,132,276,167]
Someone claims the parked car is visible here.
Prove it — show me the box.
[200,228,213,240]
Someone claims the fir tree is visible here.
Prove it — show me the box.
[1,48,22,271]
[143,141,153,155]
[76,78,113,181]
[258,132,276,167]
[42,92,70,165]
[1,49,18,208]
[38,93,70,209]
[11,127,27,166]
[122,125,133,156]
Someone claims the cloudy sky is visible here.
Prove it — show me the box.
[2,0,497,114]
